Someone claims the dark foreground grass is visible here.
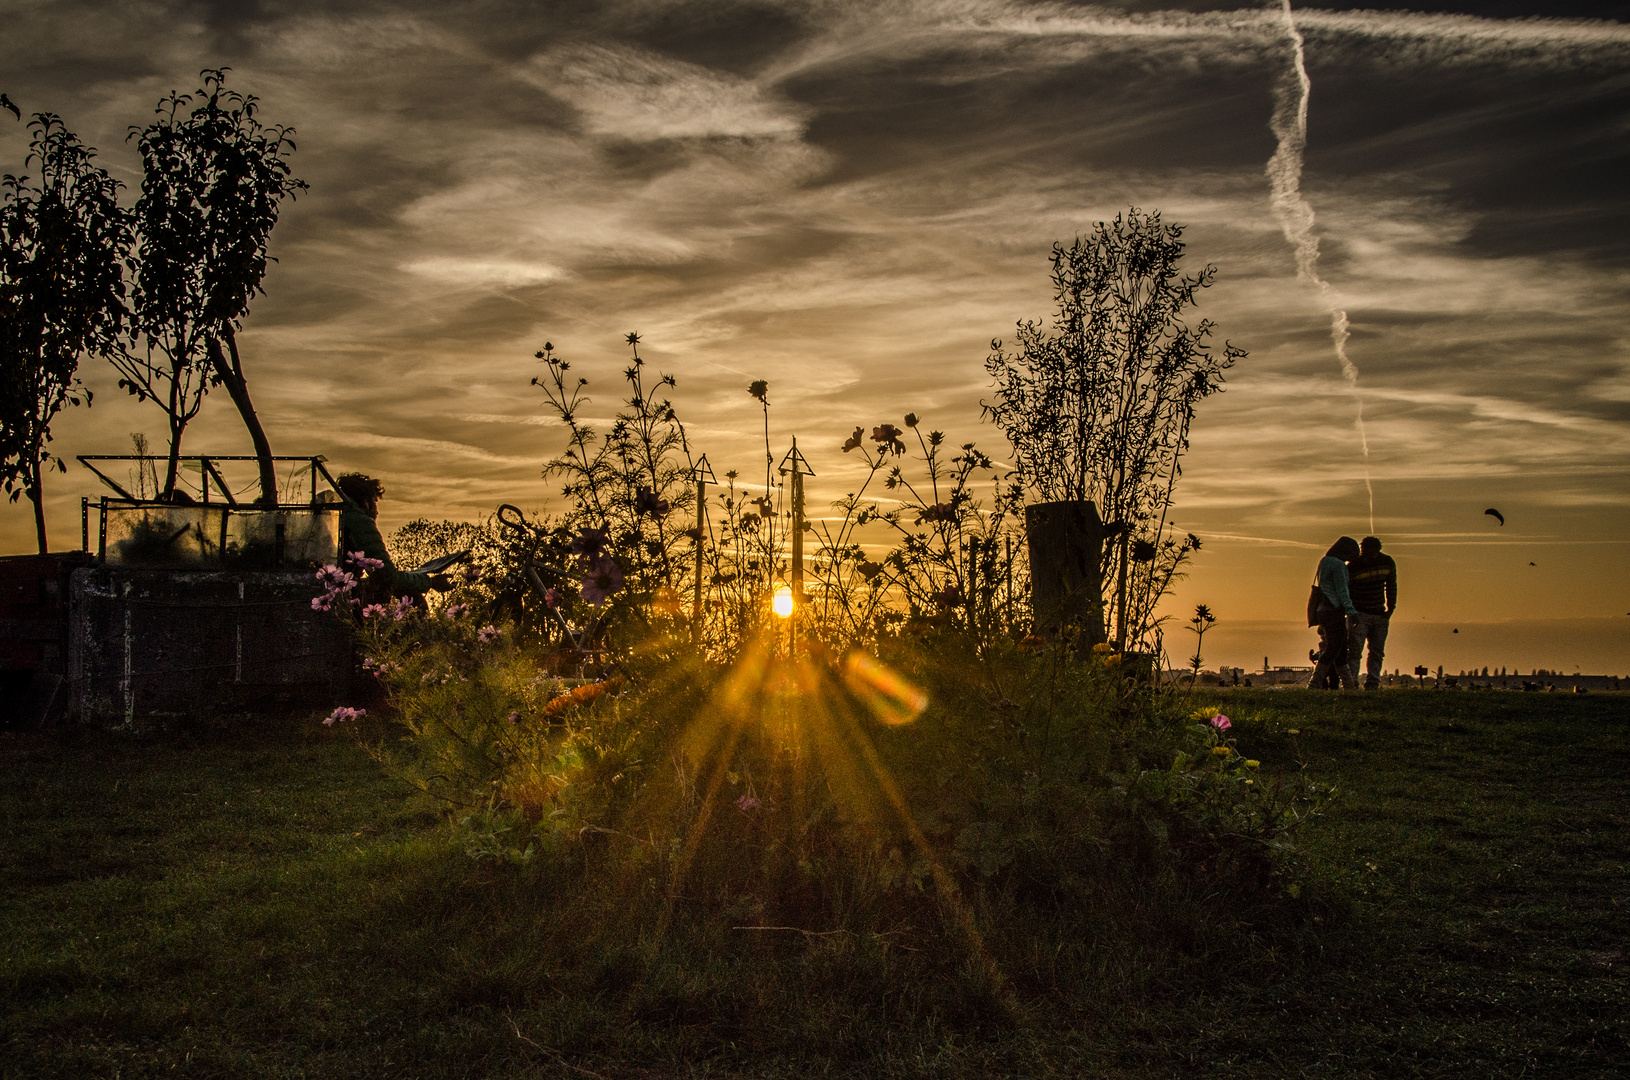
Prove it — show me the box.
[2,689,1626,1078]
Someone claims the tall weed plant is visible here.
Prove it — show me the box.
[312,324,1327,998]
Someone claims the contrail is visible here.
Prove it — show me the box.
[1267,0,1374,532]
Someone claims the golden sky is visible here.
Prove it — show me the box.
[4,0,1627,673]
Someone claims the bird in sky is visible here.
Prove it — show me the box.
[1485,508,1505,525]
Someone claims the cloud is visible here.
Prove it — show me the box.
[3,0,1628,646]
[521,42,810,140]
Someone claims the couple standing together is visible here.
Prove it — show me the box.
[1309,536,1398,690]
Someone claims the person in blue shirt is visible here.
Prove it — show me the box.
[1308,535,1361,690]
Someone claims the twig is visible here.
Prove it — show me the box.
[505,1009,606,1079]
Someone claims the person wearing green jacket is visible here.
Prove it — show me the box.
[334,473,449,599]
[1308,535,1361,690]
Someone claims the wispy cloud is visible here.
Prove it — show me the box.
[2,0,1626,636]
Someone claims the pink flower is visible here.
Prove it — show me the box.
[543,587,560,609]
[736,795,760,812]
[391,596,415,622]
[871,424,906,456]
[634,486,671,518]
[579,557,624,607]
[1211,714,1232,731]
[310,596,332,611]
[443,602,469,620]
[346,551,385,571]
[507,710,520,725]
[478,624,499,643]
[361,603,387,618]
[841,426,864,453]
[323,706,366,726]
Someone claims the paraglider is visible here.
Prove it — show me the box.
[1485,508,1504,525]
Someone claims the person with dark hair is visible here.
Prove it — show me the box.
[1346,535,1397,690]
[334,472,447,598]
[1308,535,1361,690]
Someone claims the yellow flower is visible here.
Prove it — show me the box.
[1287,728,1301,735]
[1092,642,1113,655]
[1244,778,1254,785]
[1104,654,1122,667]
[1246,759,1260,768]
[1191,706,1219,722]
[1212,746,1231,756]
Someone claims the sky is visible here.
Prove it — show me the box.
[3,0,1628,674]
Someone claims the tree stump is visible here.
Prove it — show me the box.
[1025,500,1106,644]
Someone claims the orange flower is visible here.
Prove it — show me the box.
[541,675,627,718]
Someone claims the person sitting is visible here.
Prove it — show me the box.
[333,473,449,599]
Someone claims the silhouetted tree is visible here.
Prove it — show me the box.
[115,69,306,503]
[0,112,129,551]
[984,208,1244,649]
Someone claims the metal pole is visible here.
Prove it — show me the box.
[790,440,804,646]
[81,498,88,553]
[693,474,706,644]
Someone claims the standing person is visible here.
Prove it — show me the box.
[1307,536,1361,690]
[334,473,449,600]
[1346,535,1397,690]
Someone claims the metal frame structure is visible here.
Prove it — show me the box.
[76,455,348,565]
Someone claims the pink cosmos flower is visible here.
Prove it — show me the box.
[391,596,415,622]
[871,424,906,456]
[310,596,332,612]
[478,624,499,643]
[579,557,624,607]
[361,603,387,618]
[346,551,385,571]
[543,587,560,609]
[736,795,761,811]
[323,706,366,726]
[1211,714,1232,731]
[443,602,469,620]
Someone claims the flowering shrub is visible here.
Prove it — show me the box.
[317,333,1330,939]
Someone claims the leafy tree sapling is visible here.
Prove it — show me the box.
[116,68,306,503]
[984,208,1243,650]
[0,111,130,551]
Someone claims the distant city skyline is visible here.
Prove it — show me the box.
[3,1,1627,673]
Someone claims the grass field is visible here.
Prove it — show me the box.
[2,688,1626,1078]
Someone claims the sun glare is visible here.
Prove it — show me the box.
[772,584,793,618]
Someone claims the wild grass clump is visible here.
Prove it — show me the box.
[293,328,1333,1031]
[319,591,1331,1025]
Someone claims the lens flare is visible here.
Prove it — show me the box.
[772,584,793,618]
[841,650,928,726]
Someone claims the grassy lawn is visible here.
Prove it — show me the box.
[2,689,1626,1078]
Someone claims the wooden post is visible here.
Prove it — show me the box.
[1024,500,1106,645]
[691,455,715,644]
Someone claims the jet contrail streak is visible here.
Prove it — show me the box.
[1267,0,1374,533]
